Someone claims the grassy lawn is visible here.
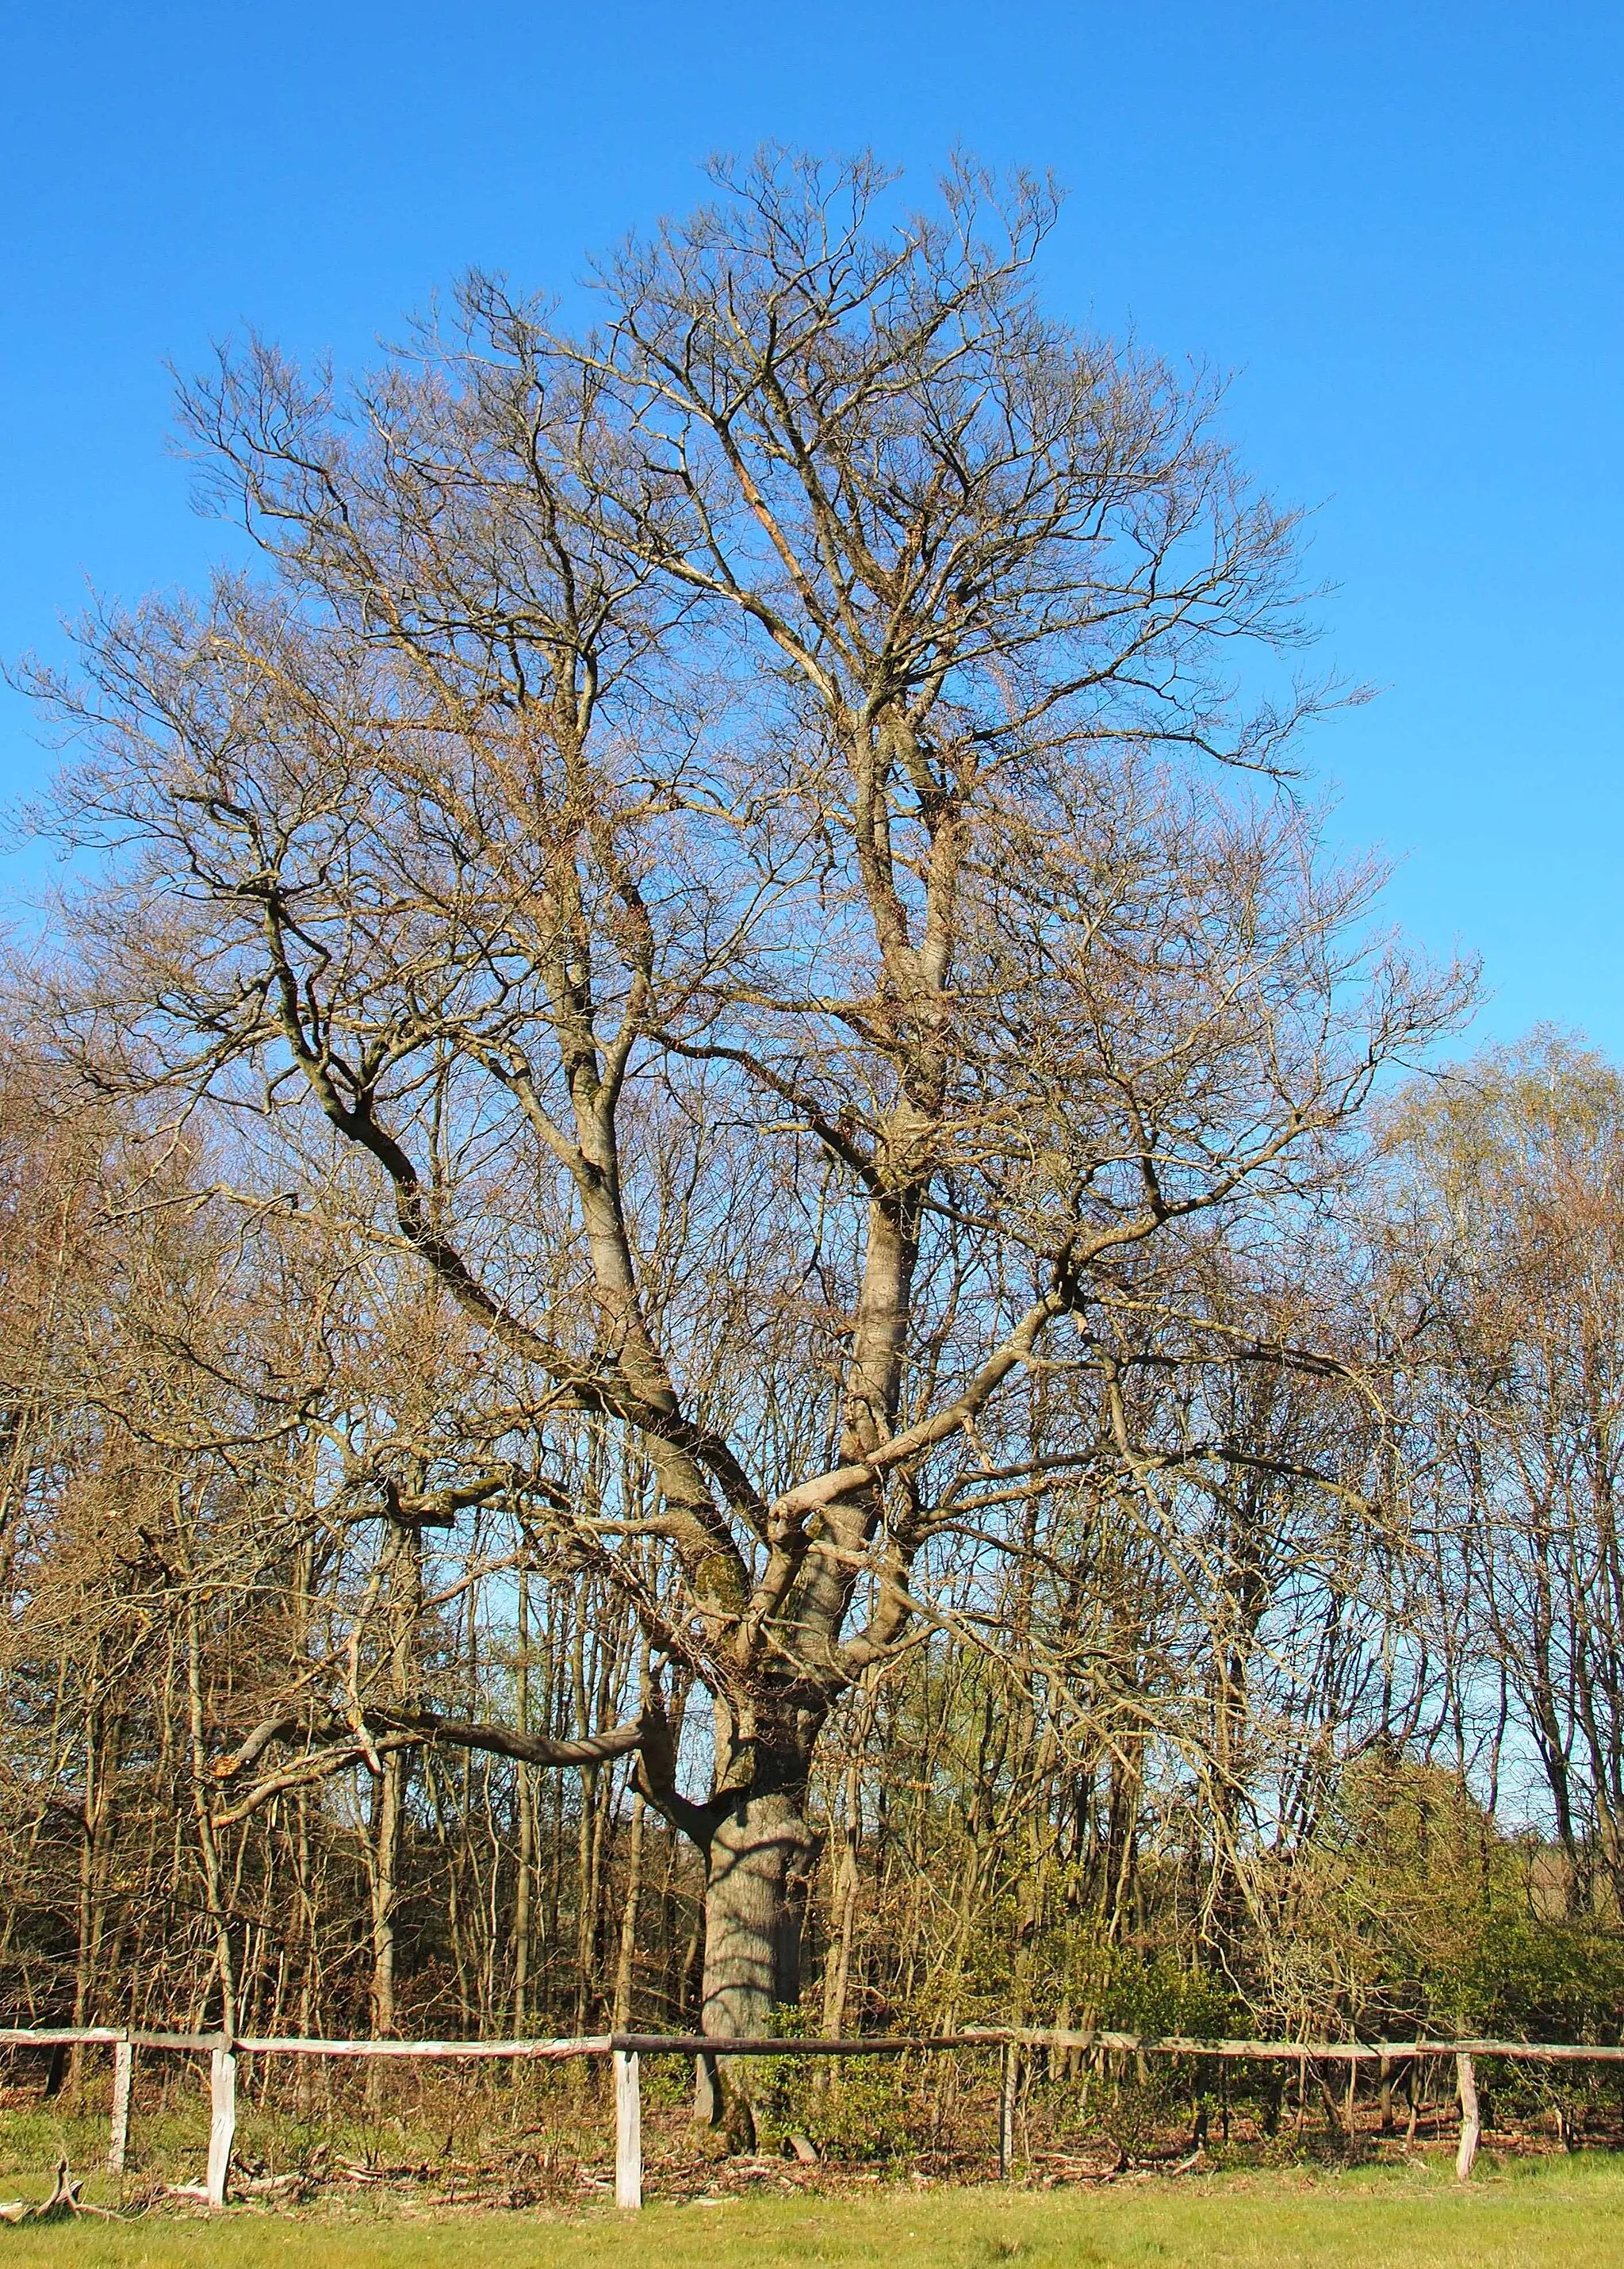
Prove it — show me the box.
[1,2158,1622,2268]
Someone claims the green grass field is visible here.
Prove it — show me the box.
[1,2158,1622,2268]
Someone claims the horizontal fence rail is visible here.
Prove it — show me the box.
[10,2022,1624,2060]
[5,2021,1622,2206]
[610,2029,1624,2064]
[237,2033,613,2059]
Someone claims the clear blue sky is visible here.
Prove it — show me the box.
[2,2,1619,1054]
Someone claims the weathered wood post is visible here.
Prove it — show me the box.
[206,2043,237,2208]
[998,2043,1020,2178]
[1454,2052,1480,2182]
[106,2037,133,2175]
[614,2049,642,2210]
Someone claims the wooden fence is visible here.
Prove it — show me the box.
[6,2022,1624,2209]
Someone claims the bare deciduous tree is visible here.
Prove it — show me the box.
[23,151,1465,2100]
[1388,1033,1624,1911]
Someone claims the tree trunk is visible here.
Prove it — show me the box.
[512,1570,534,2032]
[185,1590,237,2037]
[821,1776,862,2038]
[369,1516,422,2046]
[691,1784,816,2145]
[369,1752,403,2036]
[612,1792,647,2032]
[701,1788,814,2037]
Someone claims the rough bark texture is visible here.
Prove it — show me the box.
[685,1780,818,2140]
[701,1788,815,2039]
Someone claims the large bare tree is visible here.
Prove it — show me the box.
[27,151,1464,2094]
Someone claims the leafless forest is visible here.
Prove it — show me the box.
[4,155,1623,2130]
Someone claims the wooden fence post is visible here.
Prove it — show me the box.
[206,2045,236,2208]
[106,2037,133,2175]
[1454,2052,1480,2182]
[999,2043,1020,2178]
[614,2049,642,2210]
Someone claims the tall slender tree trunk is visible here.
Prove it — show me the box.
[369,1753,403,2036]
[822,1711,871,2038]
[612,1792,646,2031]
[369,1516,423,2040]
[574,1766,597,2033]
[68,1692,113,2104]
[512,1570,534,2032]
[185,1593,236,2036]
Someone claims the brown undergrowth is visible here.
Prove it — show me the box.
[6,2051,1623,2224]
